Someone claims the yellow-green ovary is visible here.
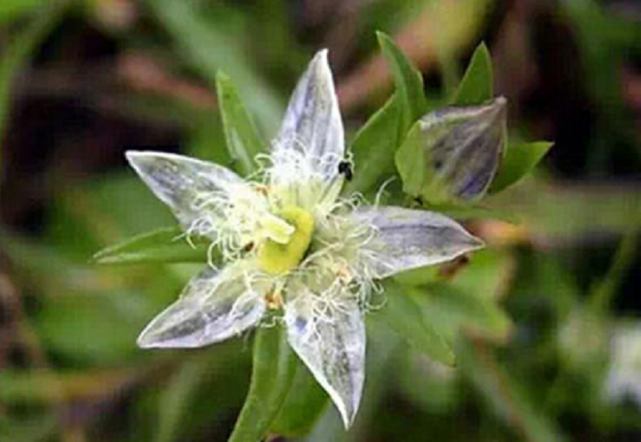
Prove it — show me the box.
[258,206,315,275]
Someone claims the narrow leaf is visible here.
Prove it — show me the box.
[216,72,265,176]
[377,31,426,140]
[451,42,494,106]
[394,122,426,197]
[91,226,209,265]
[269,359,329,437]
[374,280,455,366]
[489,141,553,193]
[228,324,297,442]
[343,95,400,195]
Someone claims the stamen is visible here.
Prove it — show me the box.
[260,213,295,244]
[258,206,315,275]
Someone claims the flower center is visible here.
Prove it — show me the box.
[258,205,315,275]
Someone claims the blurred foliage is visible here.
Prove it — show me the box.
[0,1,640,442]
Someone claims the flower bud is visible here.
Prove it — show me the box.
[396,97,507,204]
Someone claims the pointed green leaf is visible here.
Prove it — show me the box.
[269,359,329,437]
[489,140,553,193]
[91,227,209,265]
[374,280,455,366]
[228,324,297,442]
[451,42,494,106]
[394,122,426,196]
[343,95,400,195]
[377,31,426,140]
[216,72,265,176]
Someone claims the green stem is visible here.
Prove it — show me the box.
[228,324,297,442]
[588,228,639,314]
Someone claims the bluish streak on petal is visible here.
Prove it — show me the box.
[126,151,243,230]
[284,296,365,428]
[401,97,506,203]
[137,266,265,348]
[352,206,484,278]
[275,50,345,180]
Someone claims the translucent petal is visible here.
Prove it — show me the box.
[352,206,484,278]
[275,50,345,179]
[137,265,265,348]
[284,295,365,428]
[126,151,243,230]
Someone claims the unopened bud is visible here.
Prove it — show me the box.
[396,97,507,204]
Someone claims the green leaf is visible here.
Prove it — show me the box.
[343,95,400,195]
[269,359,329,437]
[451,42,494,106]
[489,141,553,193]
[377,31,426,140]
[394,122,426,196]
[91,227,209,265]
[216,72,265,176]
[373,280,455,366]
[228,324,297,442]
[418,282,513,344]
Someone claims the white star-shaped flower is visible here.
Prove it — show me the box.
[126,50,483,427]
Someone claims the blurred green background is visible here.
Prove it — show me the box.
[1,0,640,441]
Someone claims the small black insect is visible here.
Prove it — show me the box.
[337,160,353,181]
